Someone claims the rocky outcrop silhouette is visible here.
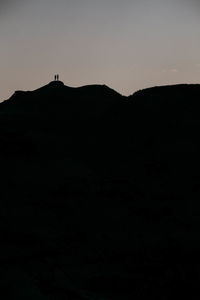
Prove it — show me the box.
[1,82,200,298]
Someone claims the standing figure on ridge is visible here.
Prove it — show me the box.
[54,75,56,81]
[57,74,59,81]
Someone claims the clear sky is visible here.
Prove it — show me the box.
[0,0,200,100]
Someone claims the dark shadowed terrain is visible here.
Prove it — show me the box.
[1,81,200,299]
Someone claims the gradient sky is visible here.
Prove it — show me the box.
[1,0,200,100]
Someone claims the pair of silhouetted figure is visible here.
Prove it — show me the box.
[54,74,59,81]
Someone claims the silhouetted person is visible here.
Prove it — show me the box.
[54,74,60,81]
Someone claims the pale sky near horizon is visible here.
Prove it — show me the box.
[0,0,200,101]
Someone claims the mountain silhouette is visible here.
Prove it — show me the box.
[1,81,200,298]
[1,81,122,117]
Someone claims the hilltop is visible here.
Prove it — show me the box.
[1,81,123,116]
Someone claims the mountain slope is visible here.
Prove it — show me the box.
[1,82,200,298]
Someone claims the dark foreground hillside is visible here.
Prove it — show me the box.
[1,81,200,299]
